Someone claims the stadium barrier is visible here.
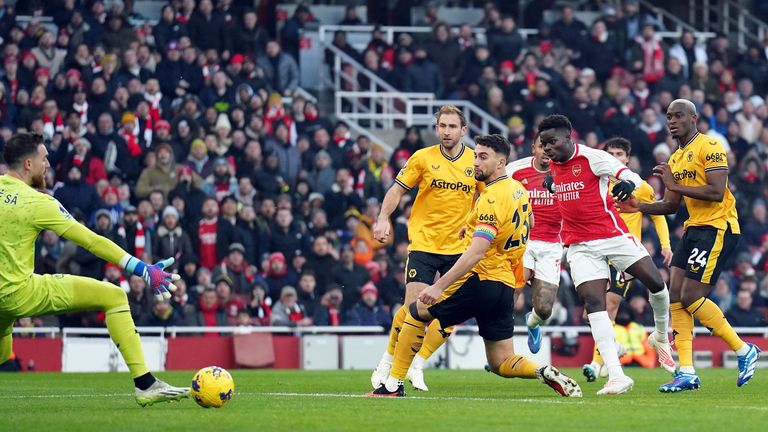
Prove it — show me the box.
[10,326,768,373]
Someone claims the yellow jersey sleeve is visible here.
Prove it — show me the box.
[472,194,500,243]
[699,139,728,172]
[394,151,423,190]
[633,182,671,249]
[33,195,127,265]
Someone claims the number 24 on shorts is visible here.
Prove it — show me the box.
[688,247,708,269]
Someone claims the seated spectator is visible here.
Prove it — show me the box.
[349,281,392,328]
[247,283,272,326]
[152,205,195,269]
[193,288,228,329]
[138,299,184,327]
[215,274,246,325]
[257,40,300,96]
[127,275,152,322]
[214,242,259,296]
[170,279,197,321]
[726,289,766,327]
[53,165,100,217]
[135,143,178,200]
[271,285,312,326]
[332,244,371,309]
[313,284,353,326]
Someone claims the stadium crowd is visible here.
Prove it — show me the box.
[1,0,767,334]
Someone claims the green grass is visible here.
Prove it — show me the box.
[2,368,766,431]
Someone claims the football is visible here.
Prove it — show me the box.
[191,366,235,408]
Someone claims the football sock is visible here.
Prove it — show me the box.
[134,372,156,390]
[386,305,407,356]
[0,332,11,363]
[588,311,625,379]
[411,352,426,369]
[527,309,544,328]
[648,285,670,339]
[389,311,427,383]
[687,297,745,352]
[105,306,150,378]
[417,320,452,360]
[671,302,695,373]
[497,355,538,379]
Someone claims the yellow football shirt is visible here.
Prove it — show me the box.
[613,179,671,249]
[668,132,740,233]
[466,176,531,289]
[395,144,476,255]
[0,175,126,294]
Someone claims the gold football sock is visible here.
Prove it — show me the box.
[671,302,694,369]
[390,311,427,380]
[416,320,453,360]
[687,298,745,352]
[497,354,538,379]
[386,305,407,356]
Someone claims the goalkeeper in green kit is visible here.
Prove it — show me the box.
[0,133,189,406]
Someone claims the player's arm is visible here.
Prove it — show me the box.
[35,197,179,300]
[373,182,407,242]
[655,163,728,202]
[374,152,422,242]
[587,149,642,200]
[633,187,682,215]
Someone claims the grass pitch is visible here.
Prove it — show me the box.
[2,368,766,432]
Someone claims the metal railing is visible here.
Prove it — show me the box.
[14,325,768,338]
[321,34,508,149]
[693,0,768,50]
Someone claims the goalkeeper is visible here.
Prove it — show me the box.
[0,133,189,406]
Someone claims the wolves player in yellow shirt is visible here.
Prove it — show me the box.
[369,134,581,397]
[0,133,189,406]
[622,99,760,391]
[582,137,675,381]
[370,105,476,391]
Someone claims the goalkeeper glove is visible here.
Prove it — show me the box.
[124,257,180,301]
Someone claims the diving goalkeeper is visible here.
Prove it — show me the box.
[0,132,189,406]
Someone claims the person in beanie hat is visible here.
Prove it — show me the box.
[350,281,391,327]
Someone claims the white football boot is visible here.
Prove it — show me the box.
[596,375,634,395]
[134,379,190,407]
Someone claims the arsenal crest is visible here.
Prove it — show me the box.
[572,164,582,177]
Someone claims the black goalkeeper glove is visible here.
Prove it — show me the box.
[611,180,635,202]
[542,173,555,194]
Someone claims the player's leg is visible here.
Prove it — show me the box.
[524,241,561,353]
[681,226,758,386]
[480,280,581,397]
[612,236,675,373]
[35,274,189,405]
[414,254,462,367]
[372,251,433,389]
[0,318,14,365]
[568,243,632,391]
[584,290,623,382]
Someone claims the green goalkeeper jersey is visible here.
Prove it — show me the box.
[0,175,126,293]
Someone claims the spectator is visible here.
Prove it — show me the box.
[332,244,370,309]
[669,30,708,79]
[257,40,299,96]
[214,243,259,296]
[53,165,100,216]
[195,197,238,271]
[313,284,352,326]
[280,5,312,62]
[490,15,525,65]
[188,0,228,54]
[409,46,443,96]
[152,205,195,270]
[349,281,391,327]
[582,19,616,82]
[193,288,228,328]
[138,299,184,327]
[74,209,126,279]
[425,23,463,97]
[119,205,149,261]
[232,8,269,57]
[215,274,246,325]
[103,14,137,53]
[31,32,67,77]
[726,289,766,327]
[247,283,272,326]
[135,143,178,200]
[127,275,152,322]
[270,208,308,262]
[551,4,587,56]
[629,22,667,85]
[270,285,311,326]
[153,5,188,56]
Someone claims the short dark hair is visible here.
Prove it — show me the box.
[3,132,43,169]
[538,114,573,134]
[604,137,632,156]
[474,134,511,159]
